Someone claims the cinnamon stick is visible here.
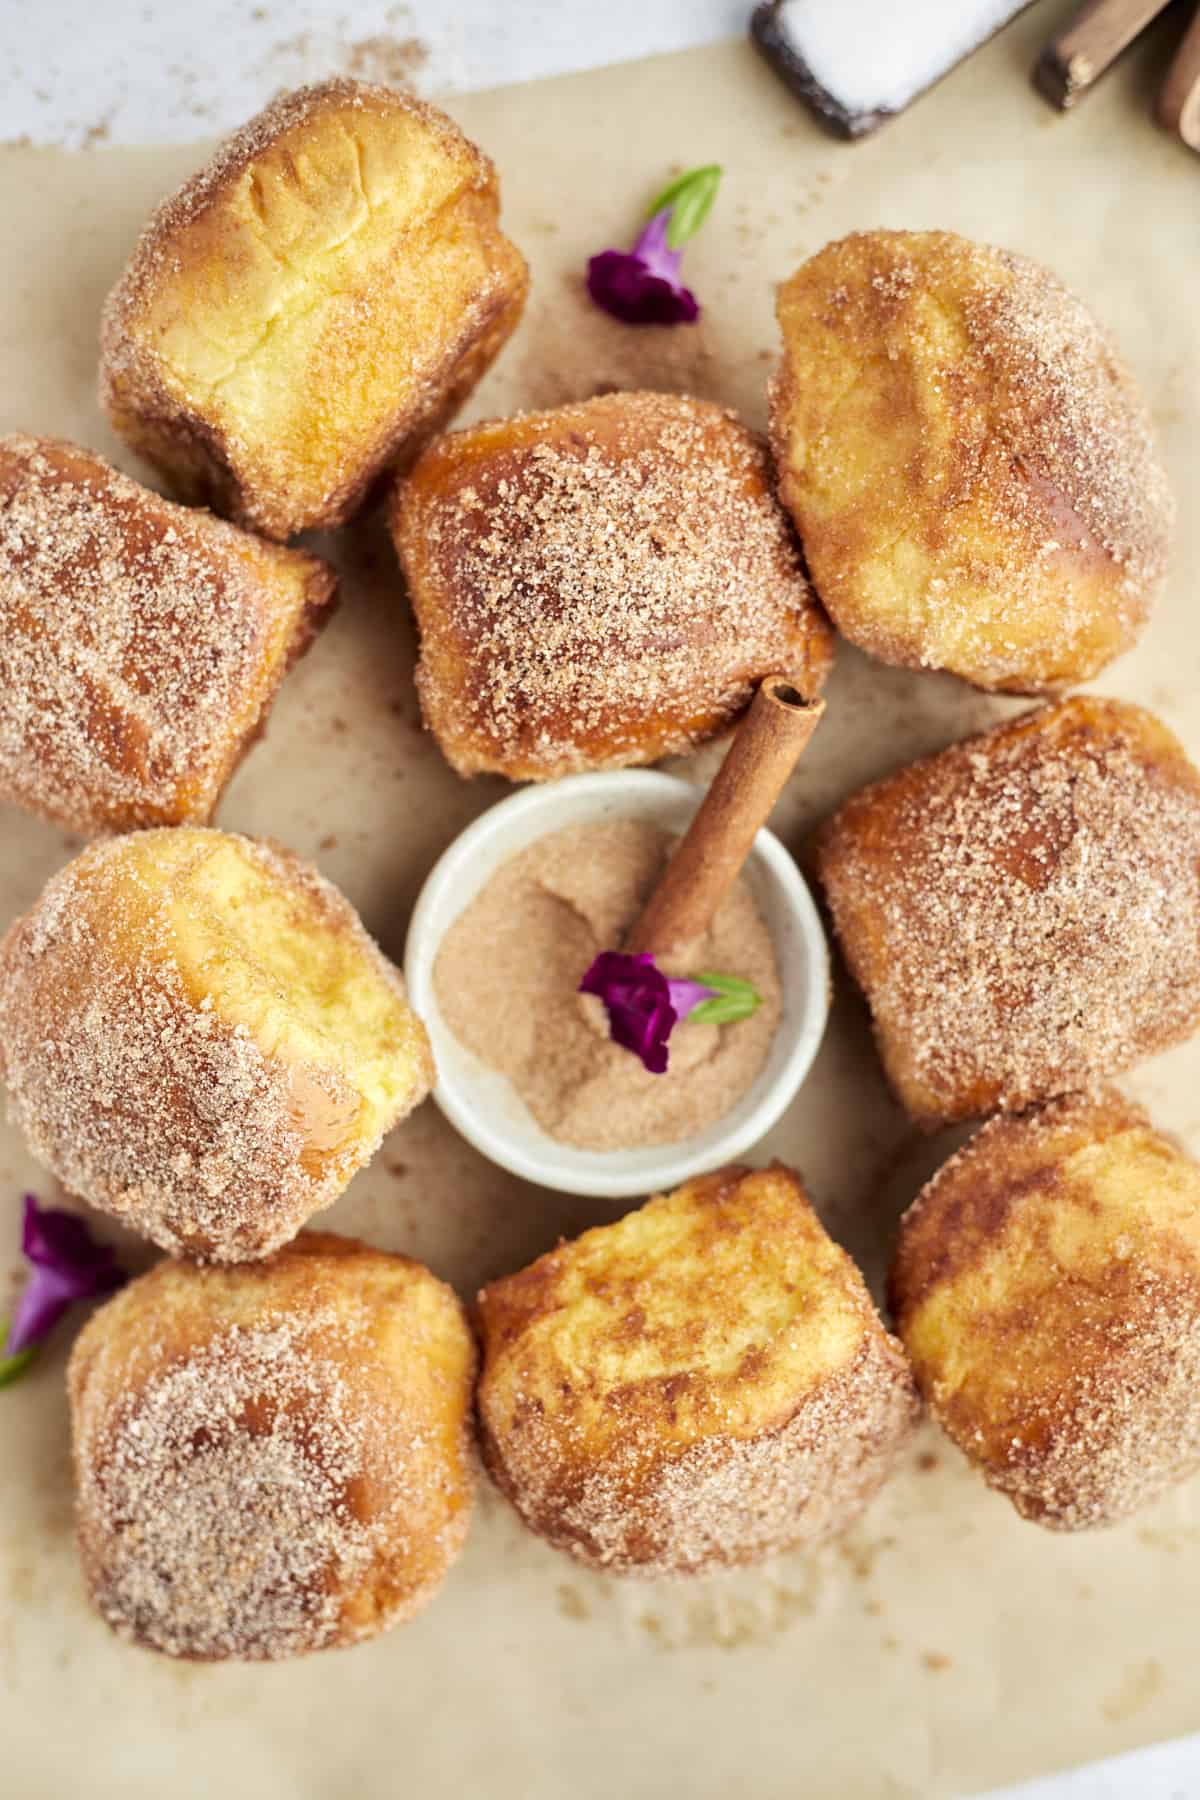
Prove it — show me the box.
[1158,5,1200,148]
[1033,0,1171,109]
[626,676,825,960]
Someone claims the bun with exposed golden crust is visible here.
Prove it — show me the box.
[476,1163,917,1575]
[772,230,1172,693]
[101,80,528,540]
[892,1090,1200,1530]
[0,828,433,1261]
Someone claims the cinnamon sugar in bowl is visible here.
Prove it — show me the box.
[404,772,830,1198]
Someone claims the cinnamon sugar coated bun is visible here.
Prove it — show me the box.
[0,435,336,835]
[0,829,433,1260]
[891,1091,1200,1530]
[390,391,834,780]
[69,1234,476,1659]
[816,697,1200,1128]
[771,230,1172,692]
[476,1164,918,1575]
[100,80,528,540]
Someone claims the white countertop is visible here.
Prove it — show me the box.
[4,0,745,148]
[4,4,1200,1795]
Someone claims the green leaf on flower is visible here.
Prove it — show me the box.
[686,970,762,1025]
[0,1327,37,1389]
[645,164,723,248]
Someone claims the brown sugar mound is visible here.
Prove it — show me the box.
[772,230,1172,693]
[433,819,781,1149]
[390,390,834,780]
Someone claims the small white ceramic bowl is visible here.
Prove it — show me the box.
[404,771,830,1199]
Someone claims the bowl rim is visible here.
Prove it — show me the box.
[403,770,830,1198]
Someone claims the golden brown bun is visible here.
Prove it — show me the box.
[476,1164,917,1575]
[816,697,1200,1128]
[0,829,434,1260]
[891,1091,1200,1529]
[100,80,529,540]
[390,391,834,780]
[69,1233,476,1658]
[772,230,1172,693]
[0,434,335,834]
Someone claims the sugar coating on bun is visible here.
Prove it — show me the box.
[69,1235,476,1658]
[476,1164,917,1575]
[391,391,834,780]
[0,829,433,1260]
[100,80,528,540]
[891,1091,1200,1530]
[772,229,1172,693]
[0,434,335,834]
[816,697,1200,1127]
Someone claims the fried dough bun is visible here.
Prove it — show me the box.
[100,80,529,540]
[816,697,1200,1128]
[771,230,1172,692]
[0,829,433,1260]
[390,391,834,780]
[891,1090,1200,1529]
[476,1164,918,1575]
[0,435,335,834]
[69,1233,476,1659]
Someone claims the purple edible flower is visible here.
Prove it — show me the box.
[586,164,722,327]
[5,1195,126,1360]
[587,210,700,326]
[580,950,678,1074]
[578,952,720,1075]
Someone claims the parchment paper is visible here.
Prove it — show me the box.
[3,7,1200,1795]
